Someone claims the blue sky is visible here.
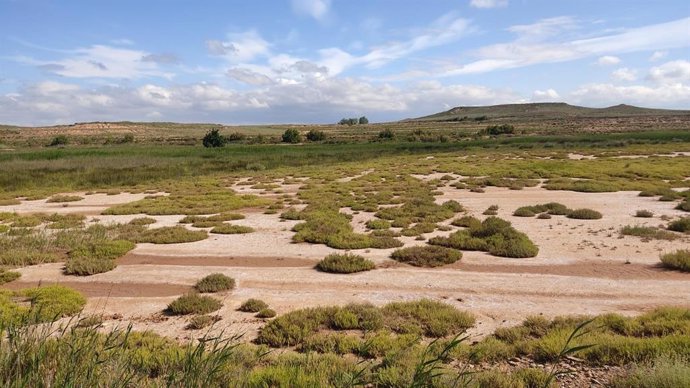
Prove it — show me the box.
[1,0,689,125]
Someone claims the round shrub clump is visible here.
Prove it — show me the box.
[186,314,221,330]
[239,298,269,313]
[210,224,254,234]
[660,250,690,272]
[668,217,690,233]
[390,246,462,267]
[23,285,86,322]
[513,208,536,217]
[567,208,603,220]
[137,226,208,244]
[316,253,375,274]
[195,273,235,293]
[256,308,277,319]
[167,293,222,315]
[64,257,117,276]
[635,210,654,218]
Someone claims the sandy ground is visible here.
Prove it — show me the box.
[4,181,690,342]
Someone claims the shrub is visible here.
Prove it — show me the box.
[64,257,117,276]
[316,253,375,274]
[186,314,221,330]
[378,128,395,140]
[608,357,690,388]
[301,333,361,354]
[660,250,690,272]
[64,240,135,276]
[129,217,157,226]
[621,225,678,240]
[239,298,269,313]
[195,273,235,293]
[281,128,301,144]
[23,285,86,321]
[451,216,481,228]
[382,299,475,337]
[256,308,276,319]
[668,217,690,233]
[514,203,571,217]
[537,213,551,219]
[677,200,690,212]
[202,129,226,148]
[567,208,603,220]
[47,195,83,203]
[49,135,69,146]
[167,293,222,315]
[484,124,514,136]
[635,210,654,218]
[513,208,536,217]
[0,270,20,284]
[210,224,254,234]
[136,226,207,244]
[305,130,326,142]
[390,246,462,267]
[365,219,391,230]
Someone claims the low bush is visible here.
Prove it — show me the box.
[64,240,135,276]
[256,308,276,319]
[365,219,391,230]
[300,333,361,354]
[635,210,654,218]
[136,226,208,244]
[305,130,326,142]
[537,213,551,219]
[567,208,603,220]
[677,200,690,212]
[513,202,571,218]
[660,250,690,272]
[668,217,690,233]
[64,257,117,276]
[167,293,222,315]
[47,195,83,203]
[608,357,690,388]
[186,314,221,330]
[621,225,678,240]
[382,299,475,337]
[390,246,461,267]
[281,129,301,144]
[316,253,375,274]
[210,224,254,234]
[239,299,269,313]
[23,285,86,322]
[0,270,20,284]
[195,273,235,293]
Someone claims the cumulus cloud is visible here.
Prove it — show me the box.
[611,67,637,82]
[570,82,690,109]
[596,55,621,66]
[291,0,331,21]
[205,31,270,62]
[649,51,667,62]
[648,60,690,84]
[227,67,274,86]
[532,89,560,101]
[141,53,179,64]
[470,0,508,9]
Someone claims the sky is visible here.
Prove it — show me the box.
[1,0,689,126]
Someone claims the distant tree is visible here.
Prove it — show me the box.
[378,128,395,140]
[338,118,359,126]
[226,132,246,142]
[282,128,302,143]
[306,129,326,141]
[202,129,227,148]
[483,124,515,136]
[358,116,369,125]
[49,135,69,147]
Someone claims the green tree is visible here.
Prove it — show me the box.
[202,129,227,148]
[358,116,369,124]
[282,128,302,143]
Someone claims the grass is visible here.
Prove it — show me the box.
[64,239,135,276]
[660,250,690,272]
[256,308,276,319]
[608,357,690,388]
[167,293,223,315]
[209,224,254,234]
[136,226,208,244]
[195,273,235,293]
[566,208,603,220]
[186,314,221,330]
[390,246,462,267]
[0,270,20,284]
[621,225,679,241]
[46,195,83,203]
[668,217,690,233]
[430,216,539,258]
[22,285,87,322]
[128,217,157,225]
[635,209,654,218]
[238,299,269,313]
[316,253,376,273]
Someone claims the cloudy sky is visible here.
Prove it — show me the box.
[1,0,689,125]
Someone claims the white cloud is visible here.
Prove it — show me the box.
[570,82,690,109]
[206,31,270,62]
[532,89,560,101]
[227,67,274,86]
[470,0,508,9]
[596,55,621,66]
[611,67,637,82]
[508,16,578,41]
[648,60,690,84]
[291,0,331,22]
[649,51,667,62]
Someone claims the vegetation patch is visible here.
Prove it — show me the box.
[390,246,461,267]
[136,226,207,244]
[430,216,539,258]
[238,298,268,313]
[47,195,83,203]
[22,285,87,322]
[668,217,690,233]
[621,225,678,241]
[167,293,222,315]
[128,217,157,226]
[195,273,235,293]
[256,308,276,319]
[186,314,221,330]
[660,249,690,272]
[513,202,571,217]
[0,270,20,285]
[567,208,603,220]
[635,209,654,218]
[210,224,254,234]
[316,253,375,274]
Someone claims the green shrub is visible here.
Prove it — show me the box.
[186,314,221,330]
[301,333,361,354]
[64,257,117,276]
[48,135,69,146]
[305,130,326,142]
[64,240,135,276]
[621,225,678,240]
[0,270,20,285]
[451,216,481,228]
[47,195,83,203]
[382,299,475,337]
[513,207,536,217]
[668,217,690,233]
[365,219,391,230]
[660,250,690,272]
[238,298,268,313]
[257,308,277,319]
[210,224,254,234]
[23,285,86,321]
[136,226,207,244]
[167,293,222,315]
[281,129,301,144]
[202,129,226,148]
[567,208,603,220]
[677,200,690,212]
[195,273,235,293]
[316,253,375,274]
[537,213,551,219]
[129,217,157,226]
[390,246,461,267]
[635,209,654,218]
[608,357,690,388]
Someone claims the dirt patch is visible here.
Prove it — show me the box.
[118,253,315,267]
[4,280,191,298]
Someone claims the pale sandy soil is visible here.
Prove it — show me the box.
[0,192,158,215]
[4,182,690,342]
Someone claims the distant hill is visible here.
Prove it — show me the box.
[408,103,690,122]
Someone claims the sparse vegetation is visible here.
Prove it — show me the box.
[256,308,276,319]
[390,246,462,267]
[621,225,678,240]
[167,293,223,315]
[660,249,690,272]
[635,209,654,218]
[186,314,221,330]
[238,299,269,313]
[209,224,254,234]
[47,195,83,203]
[195,273,235,293]
[567,208,603,220]
[316,253,375,273]
[136,226,208,244]
[668,217,690,233]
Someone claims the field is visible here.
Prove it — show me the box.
[1,111,689,387]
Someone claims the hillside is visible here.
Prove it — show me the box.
[410,102,690,122]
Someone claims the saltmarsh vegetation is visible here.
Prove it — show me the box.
[167,293,223,315]
[660,249,690,272]
[316,253,376,273]
[390,246,462,267]
[195,273,235,293]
